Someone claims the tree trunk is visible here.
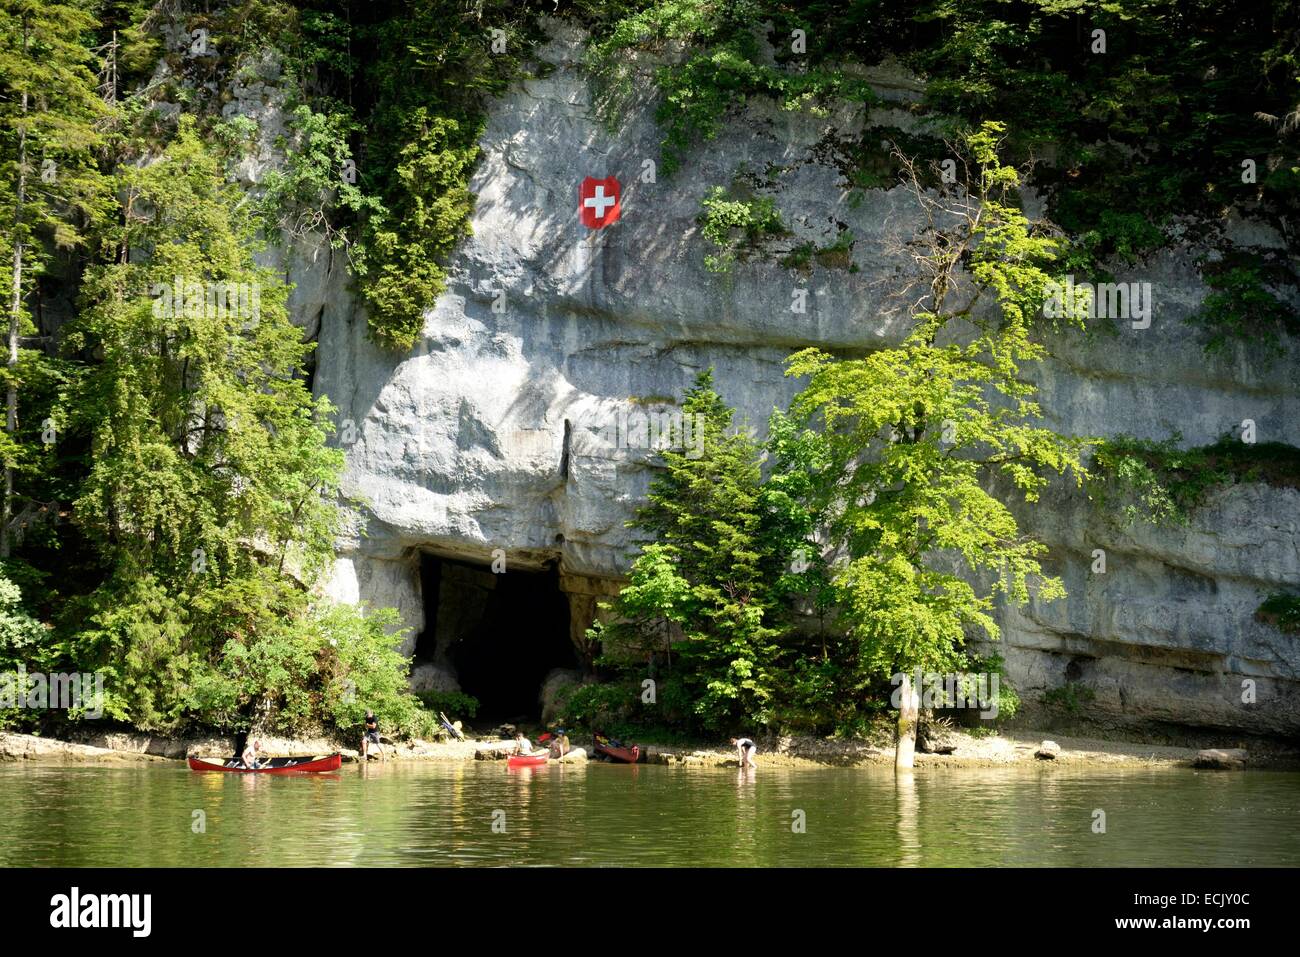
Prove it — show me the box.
[3,80,29,560]
[895,670,919,770]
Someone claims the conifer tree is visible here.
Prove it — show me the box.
[62,117,345,727]
[602,370,786,731]
[0,0,110,557]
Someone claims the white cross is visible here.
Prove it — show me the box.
[584,185,616,219]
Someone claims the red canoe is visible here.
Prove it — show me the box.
[594,732,640,764]
[187,753,342,774]
[507,752,550,769]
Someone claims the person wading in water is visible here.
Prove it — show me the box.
[730,737,757,769]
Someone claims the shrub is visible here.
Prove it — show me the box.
[556,679,639,729]
[0,572,51,671]
[1090,436,1300,526]
[1190,255,1300,358]
[699,186,786,272]
[1043,683,1095,716]
[1257,594,1300,634]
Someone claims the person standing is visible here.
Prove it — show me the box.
[362,710,380,760]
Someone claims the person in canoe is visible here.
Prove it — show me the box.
[242,738,266,769]
[513,731,533,755]
[362,709,381,759]
[731,737,757,769]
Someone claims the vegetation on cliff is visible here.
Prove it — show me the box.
[261,0,548,350]
[589,0,1300,286]
[1090,435,1300,526]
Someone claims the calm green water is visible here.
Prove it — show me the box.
[2,761,1298,867]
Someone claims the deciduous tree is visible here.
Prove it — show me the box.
[783,123,1090,767]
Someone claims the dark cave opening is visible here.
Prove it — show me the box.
[417,553,576,724]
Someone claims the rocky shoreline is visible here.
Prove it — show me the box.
[3,728,1294,770]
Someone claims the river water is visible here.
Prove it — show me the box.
[2,761,1298,867]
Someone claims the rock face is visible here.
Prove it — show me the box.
[308,19,1300,734]
[0,732,164,763]
[538,668,585,724]
[409,662,460,694]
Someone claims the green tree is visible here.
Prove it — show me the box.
[354,109,478,349]
[0,569,48,728]
[783,123,1089,767]
[346,0,538,350]
[0,570,45,666]
[60,117,347,730]
[259,103,380,251]
[598,371,787,731]
[0,0,110,558]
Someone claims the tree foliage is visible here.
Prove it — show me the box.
[69,118,341,584]
[594,371,790,731]
[284,0,546,350]
[779,122,1088,704]
[44,116,418,733]
[0,0,112,559]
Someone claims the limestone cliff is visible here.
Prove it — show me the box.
[297,21,1300,734]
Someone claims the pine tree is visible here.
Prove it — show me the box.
[0,0,110,558]
[62,117,345,728]
[603,370,786,731]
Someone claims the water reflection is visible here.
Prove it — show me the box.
[895,770,920,868]
[0,762,1297,867]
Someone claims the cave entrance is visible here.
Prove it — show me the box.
[417,554,576,724]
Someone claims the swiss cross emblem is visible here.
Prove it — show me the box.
[579,176,621,228]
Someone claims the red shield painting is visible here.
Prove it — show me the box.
[579,175,621,229]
